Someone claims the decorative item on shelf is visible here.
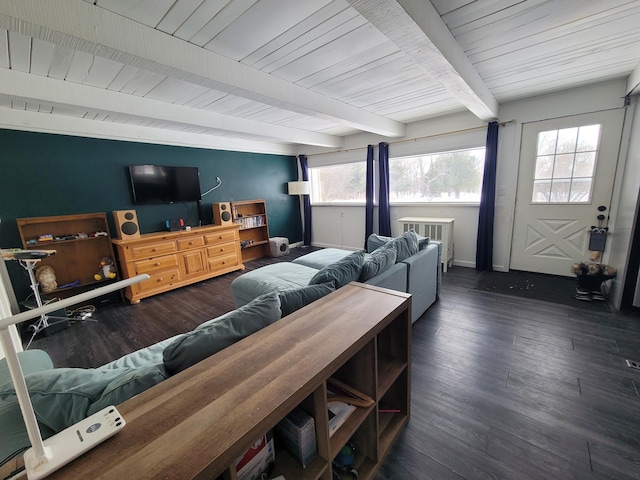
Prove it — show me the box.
[38,234,54,243]
[570,262,616,301]
[36,264,57,293]
[94,257,117,281]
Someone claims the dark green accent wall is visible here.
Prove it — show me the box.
[0,129,302,298]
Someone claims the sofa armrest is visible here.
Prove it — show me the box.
[363,262,407,292]
[402,243,440,322]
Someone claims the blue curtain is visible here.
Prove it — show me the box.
[299,154,312,246]
[378,142,392,236]
[476,121,499,271]
[364,145,374,248]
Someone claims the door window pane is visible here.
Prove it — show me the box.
[532,124,600,203]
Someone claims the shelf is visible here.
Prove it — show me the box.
[16,213,119,297]
[271,445,328,480]
[25,235,110,247]
[377,358,407,398]
[231,199,270,262]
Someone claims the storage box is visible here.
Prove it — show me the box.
[269,237,290,257]
[275,407,317,467]
[235,430,275,480]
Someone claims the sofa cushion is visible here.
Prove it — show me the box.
[308,249,366,288]
[360,243,397,282]
[367,231,428,255]
[88,364,168,415]
[0,350,55,465]
[278,282,335,317]
[0,367,130,432]
[292,248,352,269]
[391,231,420,262]
[163,292,282,374]
[367,233,393,253]
[231,262,318,307]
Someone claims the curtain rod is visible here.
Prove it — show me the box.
[304,120,515,157]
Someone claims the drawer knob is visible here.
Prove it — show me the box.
[154,262,160,267]
[152,248,157,252]
[189,241,193,245]
[157,277,163,282]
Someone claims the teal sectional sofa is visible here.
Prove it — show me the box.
[231,231,441,323]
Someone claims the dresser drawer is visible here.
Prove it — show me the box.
[177,235,205,250]
[206,241,238,258]
[208,253,239,271]
[134,254,179,274]
[131,240,176,259]
[205,230,238,245]
[137,268,182,293]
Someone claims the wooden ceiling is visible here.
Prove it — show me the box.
[0,0,638,155]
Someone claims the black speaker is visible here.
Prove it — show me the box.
[113,210,140,239]
[213,202,233,225]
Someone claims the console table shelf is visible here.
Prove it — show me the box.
[48,282,411,480]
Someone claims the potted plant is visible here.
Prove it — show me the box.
[570,262,616,301]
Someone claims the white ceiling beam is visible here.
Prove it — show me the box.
[627,63,640,96]
[347,0,499,121]
[0,0,405,138]
[0,69,341,148]
[0,107,297,156]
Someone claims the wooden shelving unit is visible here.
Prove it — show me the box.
[16,213,119,297]
[48,282,412,480]
[231,199,270,262]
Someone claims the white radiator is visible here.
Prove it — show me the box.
[399,217,454,272]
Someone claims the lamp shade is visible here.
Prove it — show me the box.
[288,181,310,195]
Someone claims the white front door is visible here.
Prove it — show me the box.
[510,110,624,276]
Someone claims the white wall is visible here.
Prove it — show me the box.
[306,79,637,283]
[607,97,640,308]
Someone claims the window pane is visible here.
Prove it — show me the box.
[553,154,574,178]
[537,130,558,156]
[309,163,366,203]
[534,155,554,179]
[532,180,551,202]
[556,127,578,153]
[569,178,592,202]
[389,148,485,203]
[550,179,570,202]
[574,152,596,177]
[576,124,600,152]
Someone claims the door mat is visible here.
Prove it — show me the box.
[474,270,613,311]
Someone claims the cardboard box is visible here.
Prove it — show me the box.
[235,430,275,480]
[274,407,317,468]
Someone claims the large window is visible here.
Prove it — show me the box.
[309,162,366,203]
[532,124,601,203]
[389,147,485,203]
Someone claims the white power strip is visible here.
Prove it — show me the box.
[23,406,126,479]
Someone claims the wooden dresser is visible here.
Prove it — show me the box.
[113,224,244,304]
[48,282,411,480]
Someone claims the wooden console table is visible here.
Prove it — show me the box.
[48,282,411,480]
[113,224,244,303]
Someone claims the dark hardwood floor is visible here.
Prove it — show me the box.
[26,254,640,479]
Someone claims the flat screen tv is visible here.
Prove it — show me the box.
[129,165,202,205]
